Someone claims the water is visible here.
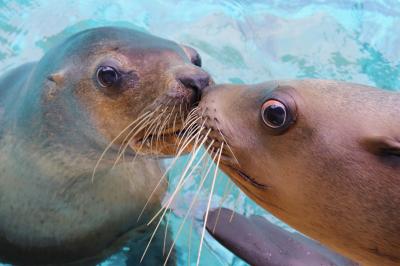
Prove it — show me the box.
[1,0,400,265]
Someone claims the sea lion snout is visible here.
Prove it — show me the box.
[173,66,212,103]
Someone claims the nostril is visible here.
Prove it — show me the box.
[178,72,210,92]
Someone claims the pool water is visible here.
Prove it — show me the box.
[1,0,400,265]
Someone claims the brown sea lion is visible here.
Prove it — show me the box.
[198,80,400,266]
[0,26,211,265]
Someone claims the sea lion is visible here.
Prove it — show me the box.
[0,26,211,265]
[198,80,400,266]
[205,207,358,266]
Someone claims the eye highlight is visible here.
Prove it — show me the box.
[96,66,120,87]
[261,99,287,128]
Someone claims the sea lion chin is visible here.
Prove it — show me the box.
[198,80,400,266]
[0,26,211,265]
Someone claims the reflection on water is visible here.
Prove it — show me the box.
[1,0,399,265]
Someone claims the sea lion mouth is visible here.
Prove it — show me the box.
[130,126,191,156]
[226,165,268,190]
[136,128,184,143]
[204,140,268,190]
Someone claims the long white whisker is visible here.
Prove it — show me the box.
[125,108,167,165]
[216,124,240,165]
[117,110,157,159]
[163,143,216,266]
[142,131,210,263]
[118,112,157,165]
[196,143,223,266]
[136,127,206,222]
[176,118,203,153]
[163,208,171,256]
[188,217,193,266]
[229,187,241,223]
[155,106,174,152]
[91,110,151,181]
[146,108,168,155]
[147,129,210,226]
[175,124,200,154]
[212,179,234,233]
[112,112,158,168]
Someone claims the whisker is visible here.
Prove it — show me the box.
[173,107,200,151]
[181,107,199,128]
[142,132,211,264]
[175,123,200,154]
[172,112,178,136]
[196,143,224,266]
[124,107,168,165]
[112,112,158,168]
[216,124,240,165]
[134,101,171,154]
[163,144,217,266]
[180,113,200,135]
[212,179,234,233]
[184,106,199,124]
[229,187,241,223]
[163,208,171,256]
[179,99,184,125]
[91,110,151,181]
[147,128,210,226]
[182,111,200,129]
[155,106,174,153]
[175,119,204,158]
[176,118,203,153]
[136,127,206,222]
[118,111,157,165]
[116,108,158,160]
[145,108,168,155]
[188,217,193,266]
[178,107,207,150]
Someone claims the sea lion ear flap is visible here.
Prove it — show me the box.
[45,71,65,101]
[180,44,202,67]
[360,136,400,156]
[47,72,65,86]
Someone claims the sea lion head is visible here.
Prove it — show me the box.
[21,26,211,158]
[198,80,400,265]
[0,27,211,264]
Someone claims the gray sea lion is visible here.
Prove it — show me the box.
[206,207,358,266]
[0,26,211,265]
[198,80,400,266]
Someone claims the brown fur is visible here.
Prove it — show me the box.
[0,27,210,265]
[199,80,400,266]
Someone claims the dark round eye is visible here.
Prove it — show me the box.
[96,66,120,87]
[261,99,287,128]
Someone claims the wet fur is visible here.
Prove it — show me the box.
[198,80,400,266]
[0,27,209,265]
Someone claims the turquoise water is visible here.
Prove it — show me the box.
[1,0,400,265]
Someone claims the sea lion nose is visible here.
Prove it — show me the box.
[178,70,211,94]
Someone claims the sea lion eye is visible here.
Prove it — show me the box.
[96,66,120,87]
[261,99,287,128]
